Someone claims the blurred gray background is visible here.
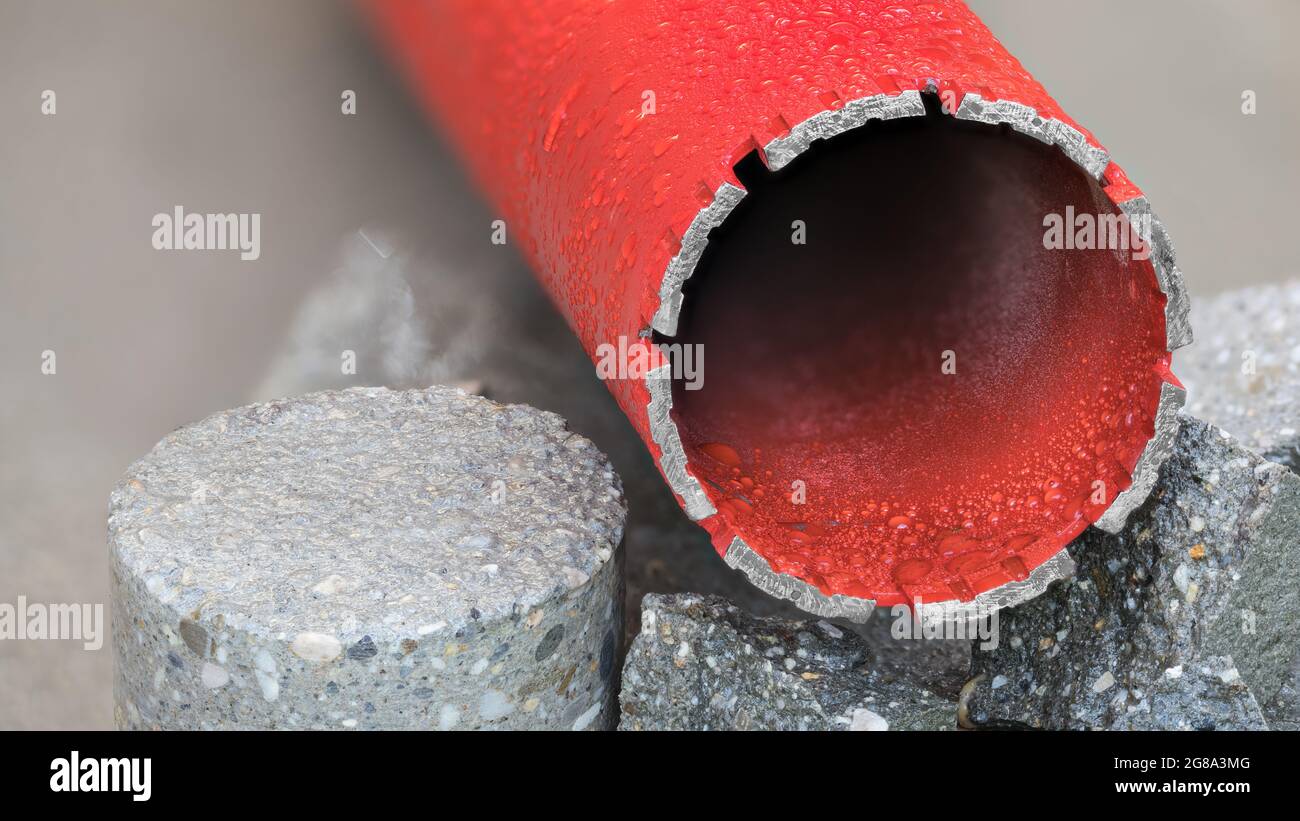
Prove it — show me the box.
[1,0,1296,729]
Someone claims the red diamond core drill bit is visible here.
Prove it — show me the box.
[364,0,1190,623]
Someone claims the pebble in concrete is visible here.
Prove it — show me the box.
[620,593,955,731]
[110,386,626,730]
[962,417,1300,730]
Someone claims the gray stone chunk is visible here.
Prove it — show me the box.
[110,386,626,730]
[1177,280,1300,727]
[1264,663,1300,731]
[620,593,955,731]
[963,417,1300,730]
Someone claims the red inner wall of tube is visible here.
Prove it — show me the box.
[666,105,1169,606]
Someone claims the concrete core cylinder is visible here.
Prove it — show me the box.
[110,386,626,730]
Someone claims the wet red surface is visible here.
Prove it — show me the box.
[671,110,1171,605]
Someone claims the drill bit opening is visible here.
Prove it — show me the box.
[660,99,1171,606]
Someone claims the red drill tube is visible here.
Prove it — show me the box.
[365,0,1189,622]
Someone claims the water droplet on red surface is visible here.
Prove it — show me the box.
[698,442,741,467]
[720,497,752,517]
[893,558,931,584]
[1002,534,1037,552]
[1001,556,1030,581]
[939,532,978,555]
[945,550,992,575]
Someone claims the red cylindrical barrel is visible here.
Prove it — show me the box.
[364,0,1189,621]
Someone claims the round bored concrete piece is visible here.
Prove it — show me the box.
[110,386,625,730]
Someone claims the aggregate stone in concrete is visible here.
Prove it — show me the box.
[109,386,626,730]
[1180,279,1300,472]
[620,593,955,731]
[962,417,1300,730]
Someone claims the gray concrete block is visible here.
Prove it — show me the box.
[962,417,1300,730]
[620,593,955,731]
[1176,280,1300,728]
[109,386,626,729]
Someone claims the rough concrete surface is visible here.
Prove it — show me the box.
[963,417,1300,730]
[1179,278,1300,728]
[1182,280,1300,472]
[620,593,955,731]
[110,387,625,729]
